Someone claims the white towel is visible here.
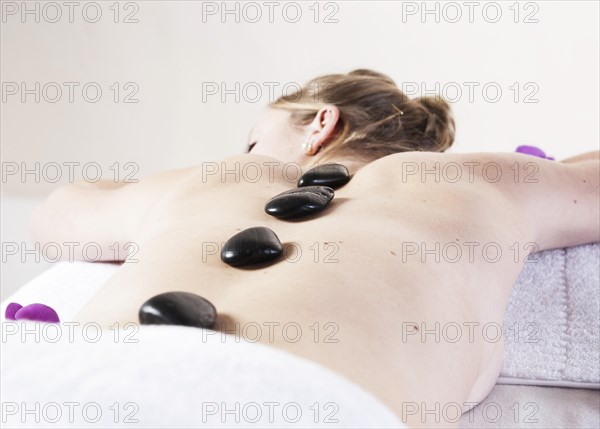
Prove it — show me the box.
[459,384,600,429]
[499,243,600,388]
[2,244,599,389]
[1,324,404,428]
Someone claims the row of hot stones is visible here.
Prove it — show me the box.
[138,164,351,330]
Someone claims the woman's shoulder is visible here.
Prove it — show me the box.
[358,150,547,187]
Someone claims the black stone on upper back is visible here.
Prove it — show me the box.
[265,186,334,219]
[297,163,350,189]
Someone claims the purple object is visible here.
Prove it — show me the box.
[14,303,60,323]
[515,145,555,160]
[5,302,23,320]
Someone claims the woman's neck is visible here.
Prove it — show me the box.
[304,156,369,177]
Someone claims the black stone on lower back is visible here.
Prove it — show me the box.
[139,291,217,329]
[221,226,283,267]
[297,163,350,189]
[265,186,334,219]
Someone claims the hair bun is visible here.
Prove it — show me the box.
[413,96,455,152]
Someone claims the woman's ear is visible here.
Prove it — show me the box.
[304,105,340,155]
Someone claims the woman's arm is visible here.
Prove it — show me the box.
[491,151,599,251]
[29,167,196,262]
[561,151,599,164]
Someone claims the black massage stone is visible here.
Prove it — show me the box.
[139,291,217,329]
[265,186,334,219]
[297,163,350,189]
[221,226,283,267]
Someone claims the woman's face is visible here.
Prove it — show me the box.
[246,108,307,164]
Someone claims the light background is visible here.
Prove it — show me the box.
[1,0,599,297]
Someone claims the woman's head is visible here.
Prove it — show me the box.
[247,69,455,166]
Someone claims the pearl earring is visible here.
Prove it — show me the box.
[302,137,316,155]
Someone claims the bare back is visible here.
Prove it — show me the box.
[40,151,598,428]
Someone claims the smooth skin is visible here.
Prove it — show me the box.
[31,106,600,428]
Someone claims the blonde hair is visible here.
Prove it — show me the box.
[270,69,455,163]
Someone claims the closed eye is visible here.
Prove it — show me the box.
[247,141,257,153]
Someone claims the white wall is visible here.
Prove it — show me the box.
[1,1,599,296]
[1,196,52,300]
[2,0,598,197]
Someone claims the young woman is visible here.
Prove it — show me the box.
[31,69,599,428]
